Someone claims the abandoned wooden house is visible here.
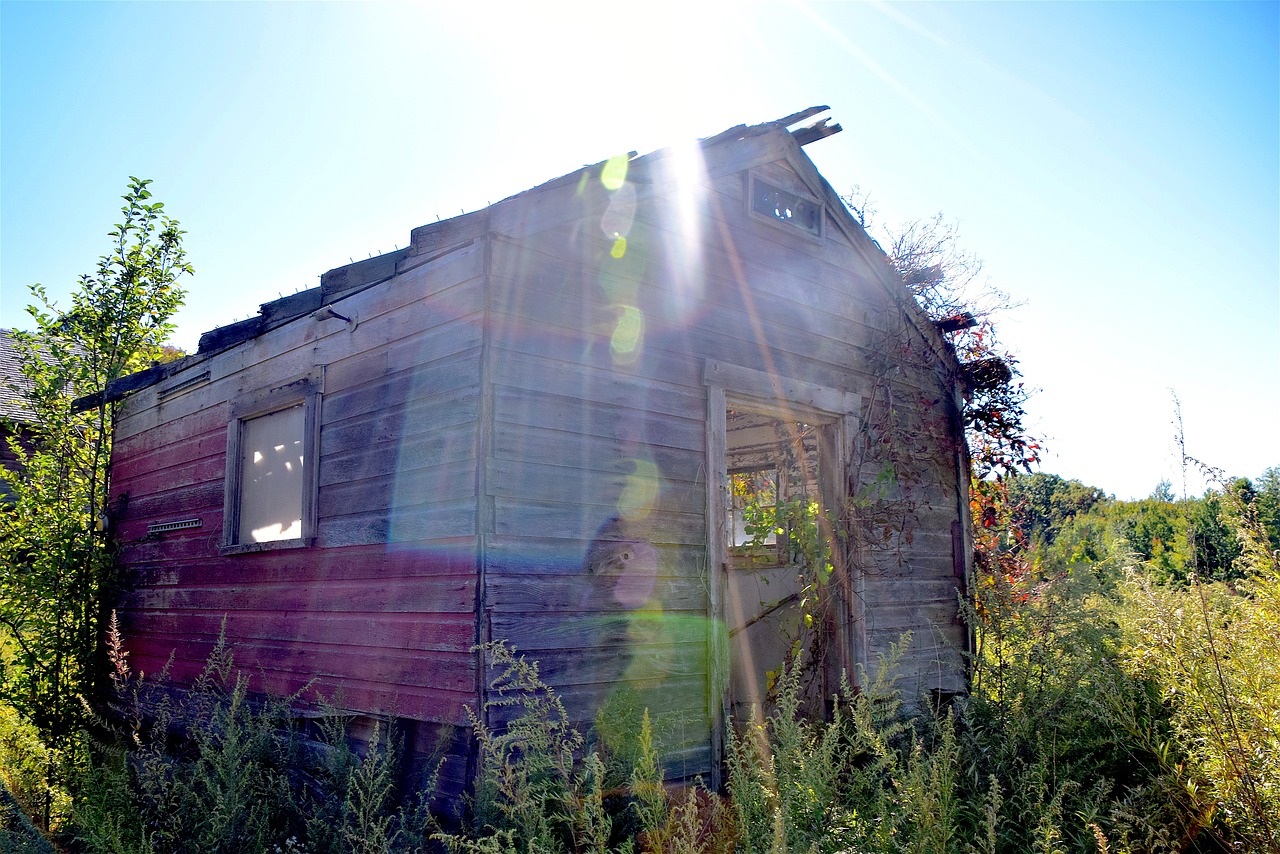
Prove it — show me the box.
[99,107,973,798]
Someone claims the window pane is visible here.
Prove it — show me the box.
[239,404,305,543]
[728,468,778,547]
[751,179,821,236]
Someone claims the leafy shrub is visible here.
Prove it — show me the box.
[0,704,69,835]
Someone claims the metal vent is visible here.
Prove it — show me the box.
[147,518,203,535]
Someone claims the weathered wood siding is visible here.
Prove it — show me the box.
[479,135,965,777]
[111,241,488,792]
[480,131,966,773]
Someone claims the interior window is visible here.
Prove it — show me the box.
[728,466,778,548]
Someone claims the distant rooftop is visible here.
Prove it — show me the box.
[0,329,35,423]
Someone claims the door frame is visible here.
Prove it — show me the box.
[702,359,862,786]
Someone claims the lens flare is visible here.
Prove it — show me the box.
[610,305,643,364]
[618,458,659,520]
[601,153,629,191]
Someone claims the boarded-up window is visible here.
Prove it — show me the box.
[237,404,305,543]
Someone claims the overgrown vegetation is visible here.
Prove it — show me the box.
[65,616,435,854]
[2,472,1278,851]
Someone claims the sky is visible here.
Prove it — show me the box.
[2,1,1276,500]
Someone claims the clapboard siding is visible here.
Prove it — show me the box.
[486,459,704,512]
[110,239,488,738]
[484,573,705,613]
[487,225,947,404]
[493,387,703,451]
[126,541,478,587]
[128,576,474,614]
[121,609,474,654]
[490,232,882,372]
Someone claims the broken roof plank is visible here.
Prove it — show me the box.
[771,105,831,128]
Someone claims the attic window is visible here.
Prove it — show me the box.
[750,176,822,238]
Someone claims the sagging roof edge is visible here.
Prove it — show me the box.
[80,106,957,411]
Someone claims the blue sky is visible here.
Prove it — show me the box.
[2,1,1276,499]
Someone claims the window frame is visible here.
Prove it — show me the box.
[747,172,825,242]
[727,464,783,568]
[221,371,322,554]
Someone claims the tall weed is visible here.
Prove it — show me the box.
[439,641,621,854]
[71,618,431,854]
[1119,569,1280,851]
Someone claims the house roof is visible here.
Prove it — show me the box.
[0,329,36,424]
[81,107,961,411]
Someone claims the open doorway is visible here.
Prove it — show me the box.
[703,362,862,781]
[721,399,843,726]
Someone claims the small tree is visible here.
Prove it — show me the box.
[0,177,191,822]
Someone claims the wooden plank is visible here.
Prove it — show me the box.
[486,674,708,727]
[489,611,711,653]
[124,632,477,694]
[129,575,475,614]
[489,348,703,421]
[123,651,475,725]
[485,458,704,515]
[322,307,483,378]
[513,643,707,687]
[119,531,222,564]
[704,383,727,790]
[491,418,702,480]
[484,573,705,613]
[485,272,920,411]
[484,537,705,579]
[319,463,477,518]
[113,451,225,505]
[488,262,879,395]
[321,386,479,457]
[320,423,478,488]
[390,239,485,296]
[493,387,703,452]
[497,211,882,334]
[318,498,477,547]
[484,126,792,243]
[116,275,483,443]
[492,497,704,545]
[112,429,226,489]
[124,482,224,521]
[120,609,475,654]
[114,401,229,452]
[115,517,220,552]
[865,602,967,633]
[122,539,478,587]
[487,303,705,389]
[704,360,861,417]
[321,354,481,425]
